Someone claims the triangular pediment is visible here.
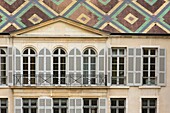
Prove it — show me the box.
[10,17,110,37]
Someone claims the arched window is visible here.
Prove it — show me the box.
[83,48,96,85]
[0,49,6,85]
[23,48,36,85]
[53,48,66,85]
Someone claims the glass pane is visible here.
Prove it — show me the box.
[91,57,95,63]
[119,100,125,106]
[112,58,117,63]
[61,99,67,106]
[111,109,116,113]
[119,71,124,77]
[119,65,124,70]
[150,50,156,55]
[54,49,58,54]
[83,64,88,70]
[84,99,89,106]
[31,99,37,106]
[1,99,7,106]
[91,49,95,55]
[53,78,58,84]
[53,57,58,63]
[142,99,147,106]
[31,64,35,70]
[60,49,65,54]
[150,58,155,63]
[23,57,28,63]
[1,57,6,63]
[143,49,148,55]
[150,65,155,70]
[1,50,5,54]
[54,108,59,113]
[143,71,148,77]
[112,72,117,77]
[112,49,117,55]
[53,65,58,70]
[61,64,66,70]
[119,49,124,55]
[119,57,124,63]
[119,78,124,84]
[150,72,155,77]
[111,99,116,106]
[83,57,88,63]
[23,108,29,113]
[91,99,97,106]
[1,64,6,70]
[143,58,148,63]
[119,109,125,113]
[91,64,95,70]
[143,78,148,84]
[112,78,117,84]
[23,64,28,70]
[143,65,148,70]
[23,99,29,106]
[53,99,59,106]
[31,108,36,113]
[84,108,89,113]
[150,108,156,113]
[30,49,35,54]
[60,78,65,84]
[91,108,97,113]
[84,50,88,54]
[150,99,156,106]
[61,108,67,113]
[142,109,147,113]
[61,57,65,63]
[31,57,35,63]
[23,49,28,54]
[1,108,6,113]
[112,65,117,70]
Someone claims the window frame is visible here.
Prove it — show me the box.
[142,48,158,85]
[110,98,126,113]
[111,48,126,85]
[22,48,37,85]
[53,48,67,85]
[141,98,157,113]
[83,48,97,85]
[0,98,8,113]
[53,98,68,113]
[83,98,98,113]
[23,98,37,113]
[0,49,7,85]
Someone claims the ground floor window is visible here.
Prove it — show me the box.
[23,98,37,113]
[142,98,157,113]
[83,98,98,113]
[111,98,126,113]
[53,98,67,113]
[0,99,7,113]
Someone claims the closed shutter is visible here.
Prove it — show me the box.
[14,97,22,113]
[69,48,82,86]
[127,48,135,85]
[38,97,52,113]
[8,47,13,86]
[135,48,142,85]
[98,49,105,86]
[69,98,82,113]
[14,48,21,86]
[99,98,107,113]
[107,48,111,86]
[158,48,166,86]
[39,48,51,85]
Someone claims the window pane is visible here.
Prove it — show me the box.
[150,58,155,63]
[54,108,59,113]
[23,49,28,54]
[84,108,89,113]
[1,108,6,113]
[84,50,88,54]
[112,49,117,55]
[30,57,35,63]
[61,108,67,113]
[84,99,89,106]
[60,49,65,54]
[119,100,125,106]
[119,65,124,70]
[111,99,116,106]
[61,99,67,106]
[91,99,97,106]
[31,99,37,106]
[1,57,6,63]
[31,108,36,113]
[150,99,156,106]
[30,49,35,54]
[119,58,124,63]
[143,58,148,63]
[91,108,97,113]
[23,108,29,113]
[143,49,148,55]
[91,49,95,55]
[150,108,156,113]
[1,99,7,106]
[61,57,65,63]
[54,50,58,54]
[53,99,59,106]
[53,57,58,63]
[119,109,124,113]
[111,109,116,113]
[142,109,147,113]
[83,57,88,63]
[112,72,117,77]
[23,57,28,63]
[91,57,95,63]
[150,50,156,55]
[23,100,29,106]
[119,49,124,55]
[112,58,117,63]
[112,65,117,70]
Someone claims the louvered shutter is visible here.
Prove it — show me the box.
[8,47,13,86]
[14,98,22,113]
[99,98,107,113]
[69,98,82,113]
[76,49,82,85]
[14,48,21,86]
[99,49,105,86]
[69,49,75,85]
[107,48,111,86]
[38,97,52,113]
[127,48,135,85]
[158,48,166,86]
[135,48,142,85]
[39,48,51,85]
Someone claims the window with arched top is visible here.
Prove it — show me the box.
[83,48,97,85]
[0,49,6,85]
[53,48,66,85]
[23,48,36,85]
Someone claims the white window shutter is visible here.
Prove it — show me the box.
[158,48,166,86]
[69,98,82,113]
[99,98,107,113]
[14,97,22,113]
[38,97,52,113]
[45,48,51,85]
[8,47,13,86]
[39,49,45,85]
[127,48,135,85]
[98,48,105,86]
[107,48,111,86]
[76,48,82,85]
[14,47,21,86]
[135,48,142,85]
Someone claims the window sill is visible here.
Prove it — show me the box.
[139,86,161,89]
[110,86,130,89]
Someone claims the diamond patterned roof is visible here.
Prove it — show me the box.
[0,0,169,34]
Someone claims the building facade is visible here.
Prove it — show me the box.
[0,17,169,113]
